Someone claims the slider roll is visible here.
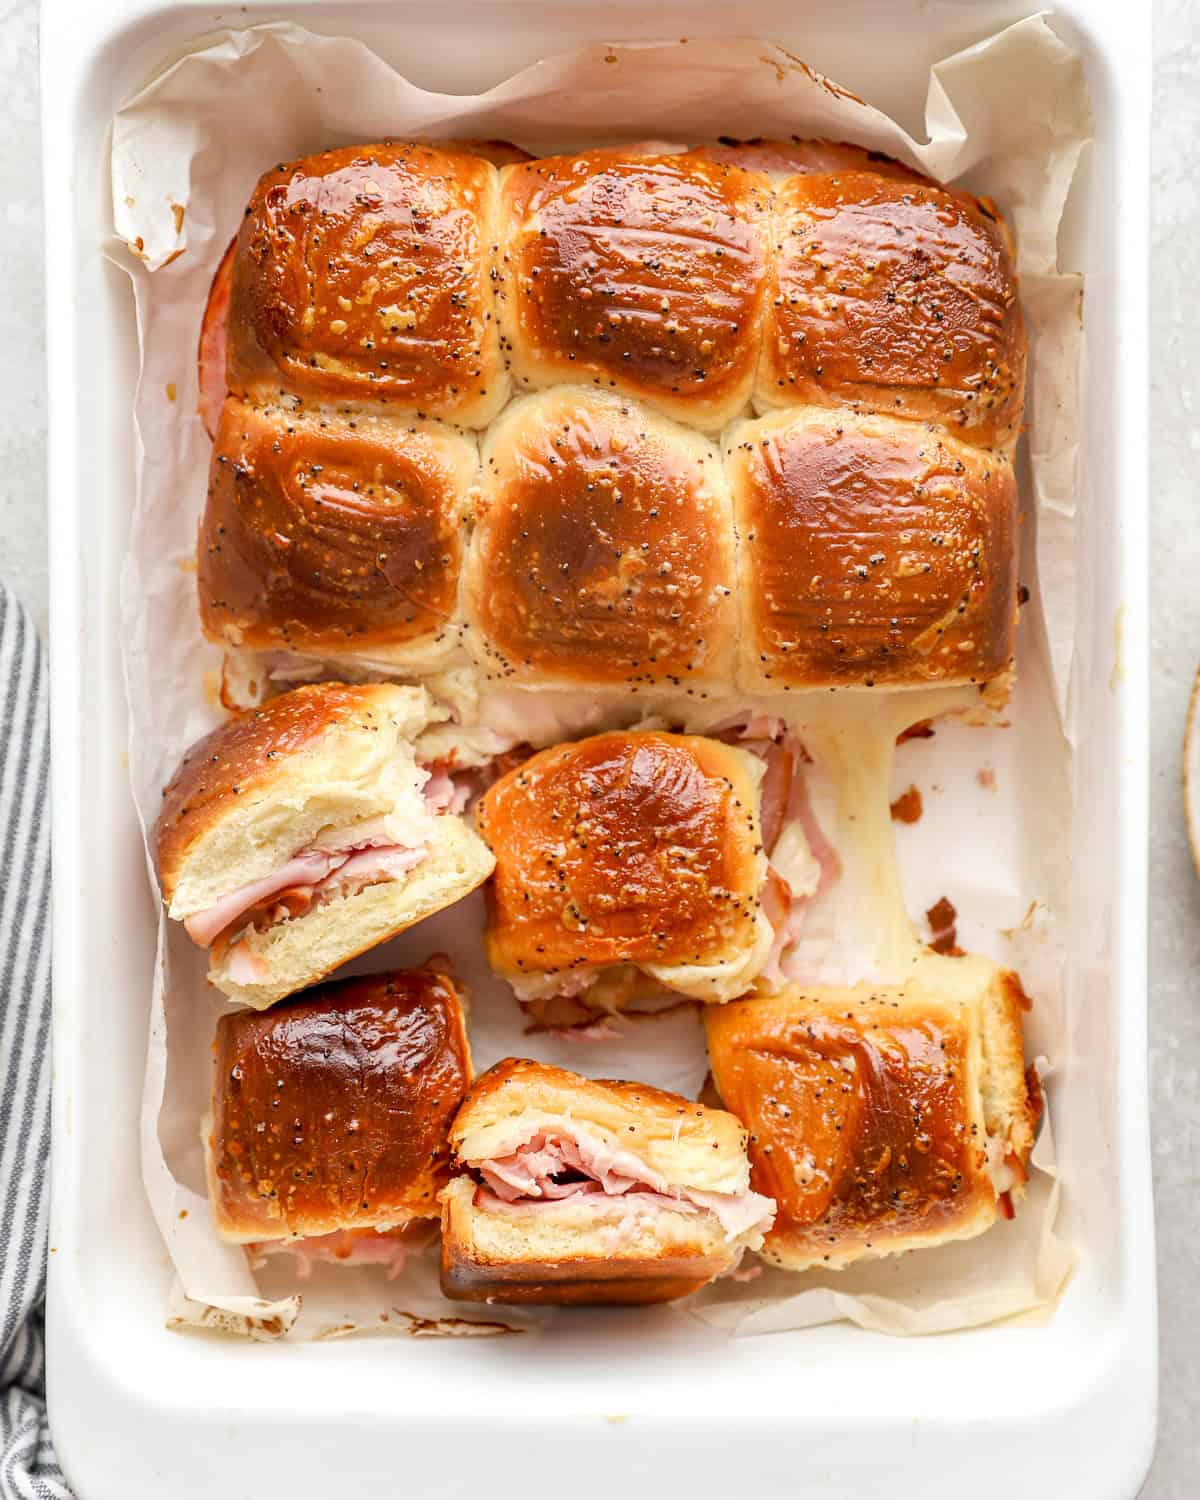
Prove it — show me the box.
[728,407,1018,690]
[208,966,471,1269]
[155,683,493,1008]
[758,171,1026,450]
[227,143,508,427]
[439,1059,775,1305]
[475,731,773,1010]
[498,151,772,431]
[465,387,736,690]
[199,399,476,672]
[705,965,1040,1271]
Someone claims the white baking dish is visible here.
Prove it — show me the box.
[40,1,1155,1495]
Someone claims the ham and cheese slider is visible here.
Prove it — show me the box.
[207,965,471,1275]
[497,149,772,432]
[198,402,476,678]
[475,731,774,1021]
[465,386,736,693]
[726,407,1019,690]
[197,138,532,437]
[155,683,493,1008]
[224,141,509,428]
[757,166,1026,450]
[705,957,1041,1271]
[440,1059,775,1305]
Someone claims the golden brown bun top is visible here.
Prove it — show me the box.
[227,142,503,423]
[439,138,532,167]
[499,151,771,429]
[156,682,412,899]
[466,387,735,689]
[198,398,474,662]
[728,407,1018,689]
[451,1056,749,1173]
[209,965,471,1240]
[475,731,764,976]
[761,172,1025,449]
[688,137,930,183]
[705,974,1037,1260]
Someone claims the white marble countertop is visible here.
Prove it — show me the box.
[3,0,1192,1492]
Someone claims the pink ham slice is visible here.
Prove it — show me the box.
[470,1122,775,1243]
[707,713,842,973]
[420,767,472,816]
[184,838,426,948]
[248,1224,433,1280]
[184,768,466,950]
[184,849,341,947]
[197,237,235,439]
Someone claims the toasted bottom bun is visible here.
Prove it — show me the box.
[208,819,493,1008]
[435,1176,744,1308]
[439,1177,741,1305]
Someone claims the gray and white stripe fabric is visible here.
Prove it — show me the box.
[0,586,70,1499]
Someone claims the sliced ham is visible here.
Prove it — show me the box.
[716,722,841,981]
[184,826,430,950]
[308,844,425,900]
[467,1121,775,1245]
[248,1224,430,1280]
[421,767,472,816]
[184,850,341,947]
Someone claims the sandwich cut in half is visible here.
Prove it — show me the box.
[439,1058,776,1305]
[206,965,472,1276]
[156,683,493,1007]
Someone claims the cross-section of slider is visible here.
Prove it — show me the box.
[226,142,509,427]
[475,731,774,1021]
[726,407,1018,690]
[439,1059,775,1305]
[704,958,1041,1271]
[757,168,1026,450]
[206,965,472,1277]
[465,387,736,691]
[199,400,476,675]
[497,150,772,431]
[155,683,494,1008]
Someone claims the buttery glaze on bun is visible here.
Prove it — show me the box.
[465,387,737,690]
[687,137,930,183]
[198,399,476,672]
[155,683,493,1008]
[704,957,1041,1271]
[439,1058,775,1304]
[201,137,1026,705]
[758,171,1026,449]
[227,142,508,427]
[497,151,773,431]
[207,965,472,1266]
[726,406,1018,690]
[475,731,772,1010]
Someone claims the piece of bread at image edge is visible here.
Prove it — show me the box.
[438,1058,775,1305]
[154,682,494,1008]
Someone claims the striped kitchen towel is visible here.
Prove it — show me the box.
[0,586,71,1499]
